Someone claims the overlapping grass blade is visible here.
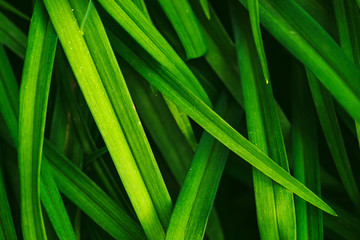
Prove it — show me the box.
[132,0,151,19]
[332,0,360,149]
[40,159,77,240]
[0,25,78,240]
[94,0,211,106]
[121,62,224,239]
[107,26,335,215]
[231,3,296,239]
[190,1,291,141]
[292,64,323,240]
[0,11,27,58]
[237,0,360,123]
[18,1,57,238]
[166,93,240,240]
[0,163,17,240]
[306,70,360,209]
[157,0,207,59]
[43,140,146,240]
[43,0,173,238]
[0,0,30,21]
[248,0,270,84]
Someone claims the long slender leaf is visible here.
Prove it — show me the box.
[157,0,207,59]
[96,0,212,106]
[43,140,146,240]
[18,1,57,238]
[248,0,270,84]
[107,25,335,215]
[306,70,360,210]
[43,0,173,238]
[231,3,296,239]
[292,64,323,240]
[332,0,360,150]
[237,0,360,123]
[166,93,240,240]
[0,11,27,58]
[0,0,30,21]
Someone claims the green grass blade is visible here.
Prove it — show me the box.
[0,163,18,240]
[157,0,208,59]
[108,28,336,216]
[18,1,57,238]
[94,0,212,106]
[0,0,30,21]
[332,0,360,150]
[306,69,360,210]
[292,64,323,240]
[43,0,172,237]
[43,140,146,240]
[132,0,151,19]
[165,93,240,240]
[199,0,210,19]
[0,44,18,144]
[0,11,27,58]
[40,159,77,240]
[231,3,296,238]
[248,0,270,84]
[237,0,360,123]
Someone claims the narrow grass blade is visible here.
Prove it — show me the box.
[40,159,77,240]
[95,0,212,106]
[248,0,270,84]
[237,0,360,123]
[0,0,30,21]
[18,1,57,238]
[157,0,208,59]
[43,0,172,238]
[292,64,323,240]
[108,29,336,215]
[43,140,146,240]
[191,1,291,142]
[0,11,27,58]
[132,0,151,19]
[306,70,360,210]
[0,44,18,144]
[166,93,241,240]
[332,0,360,150]
[0,163,17,240]
[199,0,210,19]
[231,3,296,238]
[163,97,198,151]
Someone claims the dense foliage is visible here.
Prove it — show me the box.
[0,0,360,239]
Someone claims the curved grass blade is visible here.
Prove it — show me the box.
[43,140,146,240]
[0,44,18,144]
[18,1,57,238]
[166,93,240,240]
[94,0,211,106]
[0,0,30,21]
[0,163,17,240]
[292,64,323,240]
[108,29,336,216]
[231,4,296,238]
[157,0,208,59]
[237,0,360,123]
[248,0,270,84]
[0,11,27,59]
[306,70,360,210]
[43,0,172,237]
